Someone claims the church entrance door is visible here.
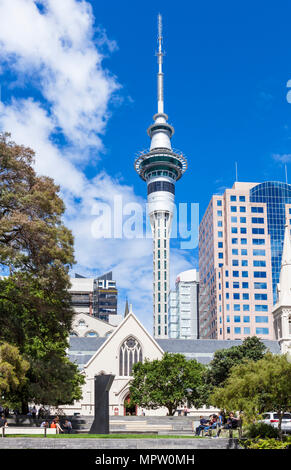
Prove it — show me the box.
[124,393,137,416]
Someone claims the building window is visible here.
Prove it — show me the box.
[253,249,265,256]
[255,316,269,322]
[252,217,264,224]
[243,316,250,323]
[240,217,246,223]
[252,228,265,234]
[234,316,241,323]
[251,207,264,213]
[244,327,250,334]
[253,260,266,267]
[243,293,249,300]
[255,293,267,300]
[231,227,238,233]
[231,216,237,223]
[254,272,267,278]
[256,328,269,335]
[239,196,246,202]
[255,305,268,312]
[241,249,248,255]
[119,337,143,376]
[253,238,265,245]
[241,238,247,245]
[240,206,246,212]
[85,331,98,337]
[254,282,267,289]
[217,200,222,206]
[231,206,237,212]
[234,327,241,334]
[230,196,237,201]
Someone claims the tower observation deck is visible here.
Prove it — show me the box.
[134,15,188,338]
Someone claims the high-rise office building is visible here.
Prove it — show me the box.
[134,15,187,338]
[168,269,199,339]
[199,181,291,340]
[70,271,118,323]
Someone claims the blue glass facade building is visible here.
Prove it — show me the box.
[250,182,291,303]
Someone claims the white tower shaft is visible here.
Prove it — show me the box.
[135,15,187,339]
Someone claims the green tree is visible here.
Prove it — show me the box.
[129,353,205,416]
[210,353,291,439]
[205,336,267,388]
[0,133,84,411]
[0,342,29,407]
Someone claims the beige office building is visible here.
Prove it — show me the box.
[199,181,291,340]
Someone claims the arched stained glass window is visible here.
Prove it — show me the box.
[119,337,142,376]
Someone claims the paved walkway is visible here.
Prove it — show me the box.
[0,437,241,449]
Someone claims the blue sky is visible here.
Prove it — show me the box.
[0,0,291,332]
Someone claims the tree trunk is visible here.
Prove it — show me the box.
[278,411,283,441]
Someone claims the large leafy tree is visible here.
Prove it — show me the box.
[0,133,84,411]
[210,353,291,439]
[129,353,205,416]
[205,336,267,388]
[0,342,29,406]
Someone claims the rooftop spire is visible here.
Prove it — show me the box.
[276,217,291,306]
[157,13,164,114]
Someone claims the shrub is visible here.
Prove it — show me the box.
[244,422,280,439]
[241,438,290,449]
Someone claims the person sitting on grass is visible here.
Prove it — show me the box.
[40,421,49,428]
[50,417,63,434]
[62,419,72,434]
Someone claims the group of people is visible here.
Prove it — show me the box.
[177,407,190,416]
[40,417,73,434]
[195,411,239,437]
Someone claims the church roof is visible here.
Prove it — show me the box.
[68,337,106,369]
[68,335,280,369]
[156,338,280,363]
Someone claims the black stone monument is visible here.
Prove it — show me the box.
[89,374,115,434]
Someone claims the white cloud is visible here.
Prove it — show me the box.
[0,0,193,333]
[272,153,291,164]
[0,0,119,151]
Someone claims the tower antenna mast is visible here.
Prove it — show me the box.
[157,13,164,114]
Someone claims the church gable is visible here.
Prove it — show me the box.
[84,312,164,377]
[71,312,116,338]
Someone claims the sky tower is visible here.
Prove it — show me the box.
[135,15,187,338]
